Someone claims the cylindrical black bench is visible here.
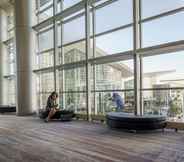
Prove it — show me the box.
[106,112,167,130]
[0,105,16,113]
[39,109,75,121]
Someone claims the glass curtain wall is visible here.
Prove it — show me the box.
[3,9,16,106]
[141,0,184,118]
[34,0,184,119]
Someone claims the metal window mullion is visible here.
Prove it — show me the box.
[141,7,184,24]
[60,0,65,109]
[133,0,141,116]
[92,4,97,115]
[33,0,99,31]
[142,87,184,91]
[138,40,184,57]
[37,3,53,15]
[53,0,58,91]
[139,0,143,115]
[85,0,91,120]
[95,0,118,11]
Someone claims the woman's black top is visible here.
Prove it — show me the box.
[46,95,57,111]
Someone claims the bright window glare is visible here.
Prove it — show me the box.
[143,51,184,89]
[63,0,81,9]
[96,0,132,34]
[96,28,133,54]
[143,51,184,74]
[142,0,184,18]
[142,12,184,47]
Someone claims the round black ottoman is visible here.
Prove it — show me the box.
[106,112,167,130]
[39,110,75,121]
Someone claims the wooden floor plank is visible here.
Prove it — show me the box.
[0,115,184,162]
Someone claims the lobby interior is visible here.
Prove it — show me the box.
[0,0,184,161]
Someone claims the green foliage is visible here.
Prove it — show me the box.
[168,97,182,117]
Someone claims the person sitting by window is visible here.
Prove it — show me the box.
[112,93,124,112]
[45,91,59,122]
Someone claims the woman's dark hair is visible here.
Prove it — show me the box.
[51,91,58,98]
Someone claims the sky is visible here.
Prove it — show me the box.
[41,0,184,75]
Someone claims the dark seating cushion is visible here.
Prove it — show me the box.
[39,109,75,121]
[106,112,167,130]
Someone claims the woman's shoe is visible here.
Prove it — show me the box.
[44,118,49,123]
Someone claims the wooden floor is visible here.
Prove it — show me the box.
[0,115,184,162]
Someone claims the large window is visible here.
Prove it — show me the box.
[95,60,133,90]
[58,66,86,114]
[92,60,134,115]
[34,0,184,119]
[3,9,16,106]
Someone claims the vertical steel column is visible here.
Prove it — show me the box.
[133,0,141,115]
[92,4,97,115]
[60,0,65,109]
[139,0,144,115]
[85,0,92,120]
[53,0,58,92]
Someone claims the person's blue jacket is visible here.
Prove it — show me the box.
[112,93,124,110]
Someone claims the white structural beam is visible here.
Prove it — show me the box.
[14,0,35,115]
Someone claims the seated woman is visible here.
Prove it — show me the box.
[45,91,59,122]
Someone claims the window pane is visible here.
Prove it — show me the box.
[63,16,85,44]
[95,60,134,90]
[38,28,53,51]
[96,0,132,34]
[61,92,86,114]
[142,12,184,47]
[96,28,133,55]
[7,79,16,105]
[143,51,184,88]
[39,0,52,8]
[142,0,184,19]
[63,41,86,64]
[92,91,134,115]
[37,51,54,69]
[143,90,184,118]
[63,0,82,10]
[63,66,86,92]
[38,7,53,22]
[38,72,54,108]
